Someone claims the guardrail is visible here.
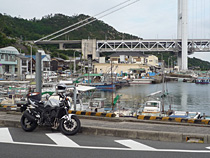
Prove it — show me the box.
[137,115,210,125]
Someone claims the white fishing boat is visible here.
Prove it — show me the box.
[141,100,162,116]
[129,78,155,84]
[169,111,201,119]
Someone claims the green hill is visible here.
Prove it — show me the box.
[188,57,210,70]
[0,13,210,70]
[0,13,139,41]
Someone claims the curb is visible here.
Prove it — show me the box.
[0,106,18,111]
[69,110,116,117]
[81,126,210,144]
[0,108,116,117]
[137,115,210,125]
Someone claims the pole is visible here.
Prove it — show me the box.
[36,52,42,100]
[168,57,170,69]
[111,60,114,111]
[74,51,76,74]
[162,60,165,113]
[88,59,90,85]
[74,83,77,111]
[30,45,32,79]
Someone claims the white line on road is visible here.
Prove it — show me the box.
[0,128,13,143]
[1,128,210,153]
[115,139,156,150]
[46,133,80,147]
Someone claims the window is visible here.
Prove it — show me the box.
[5,55,8,61]
[146,102,158,107]
[22,60,27,66]
[5,65,9,72]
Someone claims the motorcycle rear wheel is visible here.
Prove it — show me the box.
[20,115,38,132]
[60,115,81,135]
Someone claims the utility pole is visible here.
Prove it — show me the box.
[30,45,33,79]
[36,52,42,100]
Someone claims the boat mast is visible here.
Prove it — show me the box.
[111,59,114,111]
[162,60,165,113]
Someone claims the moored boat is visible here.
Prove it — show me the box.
[87,82,116,90]
[195,77,210,84]
[129,78,155,84]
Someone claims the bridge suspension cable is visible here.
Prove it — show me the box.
[189,0,209,39]
[35,0,140,43]
[48,0,140,41]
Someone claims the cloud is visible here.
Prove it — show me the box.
[0,0,209,43]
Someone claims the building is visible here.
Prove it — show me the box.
[93,52,159,75]
[25,53,51,73]
[0,46,19,78]
[146,55,159,67]
[16,54,30,80]
[108,52,147,64]
[50,57,65,72]
[93,63,151,75]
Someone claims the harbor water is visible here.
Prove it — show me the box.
[98,82,210,116]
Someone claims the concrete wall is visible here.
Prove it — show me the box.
[82,39,97,60]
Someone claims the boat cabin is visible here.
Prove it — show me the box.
[142,100,161,114]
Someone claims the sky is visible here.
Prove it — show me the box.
[1,0,210,61]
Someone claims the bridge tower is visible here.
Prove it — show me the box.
[177,0,188,70]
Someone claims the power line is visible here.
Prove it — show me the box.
[195,0,198,38]
[204,0,206,38]
[35,0,138,42]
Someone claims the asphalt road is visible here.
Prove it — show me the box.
[0,127,210,158]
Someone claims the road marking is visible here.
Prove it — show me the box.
[0,128,13,143]
[115,139,156,150]
[46,133,80,147]
[1,128,210,153]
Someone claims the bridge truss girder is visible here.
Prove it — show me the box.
[96,39,210,53]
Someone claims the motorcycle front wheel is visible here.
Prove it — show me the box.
[20,115,38,132]
[60,115,81,135]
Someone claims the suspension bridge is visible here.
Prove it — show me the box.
[34,0,210,71]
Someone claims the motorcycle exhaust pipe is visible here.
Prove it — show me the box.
[23,111,37,122]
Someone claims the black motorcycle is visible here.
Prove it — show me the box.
[20,91,81,135]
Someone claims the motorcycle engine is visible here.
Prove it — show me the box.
[43,107,57,126]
